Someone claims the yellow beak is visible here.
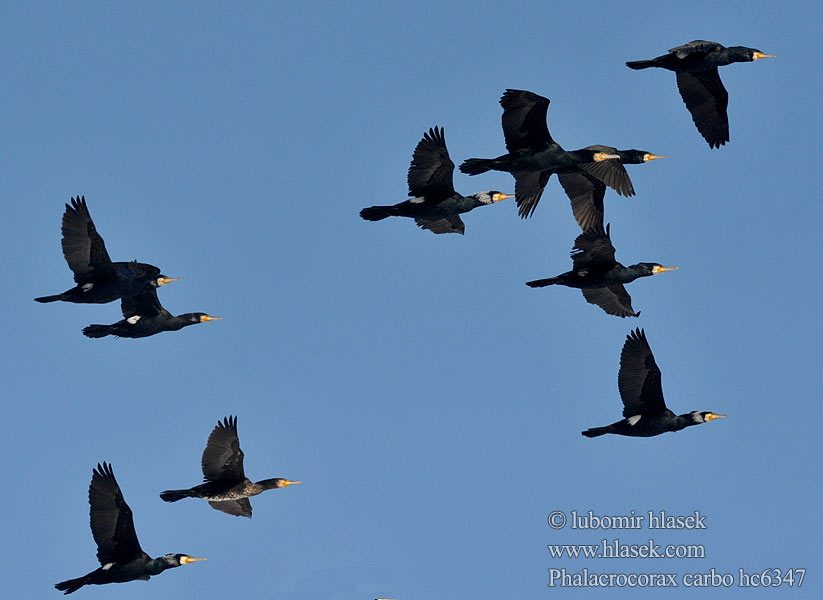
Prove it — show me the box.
[652,265,678,274]
[157,277,181,286]
[752,52,775,60]
[282,480,302,487]
[643,154,668,162]
[594,152,620,161]
[199,315,222,322]
[493,193,515,203]
[181,556,206,564]
[706,413,727,421]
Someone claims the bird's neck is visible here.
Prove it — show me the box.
[618,265,648,283]
[145,557,174,575]
[673,413,699,431]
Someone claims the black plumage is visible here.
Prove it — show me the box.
[458,90,631,219]
[160,416,301,518]
[55,462,204,594]
[627,41,775,148]
[525,224,677,317]
[582,329,727,438]
[35,196,179,304]
[557,147,666,230]
[82,289,220,339]
[359,126,513,234]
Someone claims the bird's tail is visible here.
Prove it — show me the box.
[626,59,655,70]
[160,488,196,502]
[459,158,495,176]
[34,293,63,303]
[525,277,561,288]
[82,325,113,338]
[581,426,610,438]
[360,206,399,221]
[55,576,88,595]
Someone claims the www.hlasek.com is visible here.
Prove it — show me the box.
[546,510,805,588]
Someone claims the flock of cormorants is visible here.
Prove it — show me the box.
[39,40,770,593]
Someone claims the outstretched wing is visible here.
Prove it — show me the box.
[407,126,456,201]
[500,89,553,152]
[676,70,729,148]
[576,153,634,197]
[201,416,245,483]
[571,224,616,269]
[618,328,666,416]
[61,196,113,282]
[121,289,166,320]
[668,40,724,58]
[581,285,638,318]
[557,171,606,230]
[415,215,465,235]
[209,499,253,518]
[514,170,553,218]
[89,462,145,565]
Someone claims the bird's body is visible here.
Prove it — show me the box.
[582,329,726,438]
[160,416,300,518]
[459,89,628,218]
[35,196,178,304]
[627,41,774,148]
[82,289,220,339]
[55,462,204,594]
[557,147,666,230]
[360,126,512,234]
[526,224,676,317]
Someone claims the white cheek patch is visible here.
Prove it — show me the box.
[626,415,642,426]
[409,196,426,204]
[126,315,141,325]
[102,563,114,570]
[82,283,94,292]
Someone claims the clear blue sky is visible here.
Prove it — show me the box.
[2,1,821,598]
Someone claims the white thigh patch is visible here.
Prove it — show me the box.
[126,315,141,324]
[82,283,94,291]
[626,415,642,426]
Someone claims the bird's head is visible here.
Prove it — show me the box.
[474,191,514,205]
[632,263,678,277]
[691,411,727,424]
[163,554,206,567]
[731,47,775,62]
[619,150,668,164]
[154,275,181,287]
[258,478,302,490]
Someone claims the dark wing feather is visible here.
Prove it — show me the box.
[571,224,616,268]
[61,196,113,282]
[676,70,729,148]
[668,40,724,58]
[557,171,606,231]
[201,416,245,483]
[581,285,638,318]
[415,215,465,235]
[208,499,253,518]
[577,158,634,197]
[407,126,455,200]
[618,328,666,416]
[500,89,553,152]
[89,462,145,565]
[121,289,165,319]
[514,170,553,218]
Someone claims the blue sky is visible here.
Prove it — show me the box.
[2,1,821,598]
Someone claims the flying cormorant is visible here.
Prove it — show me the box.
[160,416,301,518]
[557,147,666,230]
[55,462,204,594]
[35,196,179,304]
[82,289,220,339]
[582,329,727,437]
[458,89,629,219]
[627,41,774,148]
[525,224,677,317]
[360,126,513,234]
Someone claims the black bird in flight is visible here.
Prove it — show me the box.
[459,89,631,219]
[82,289,220,339]
[160,416,301,518]
[36,196,179,304]
[582,329,727,438]
[55,462,204,594]
[557,147,666,230]
[526,224,677,318]
[627,41,775,148]
[360,126,513,234]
